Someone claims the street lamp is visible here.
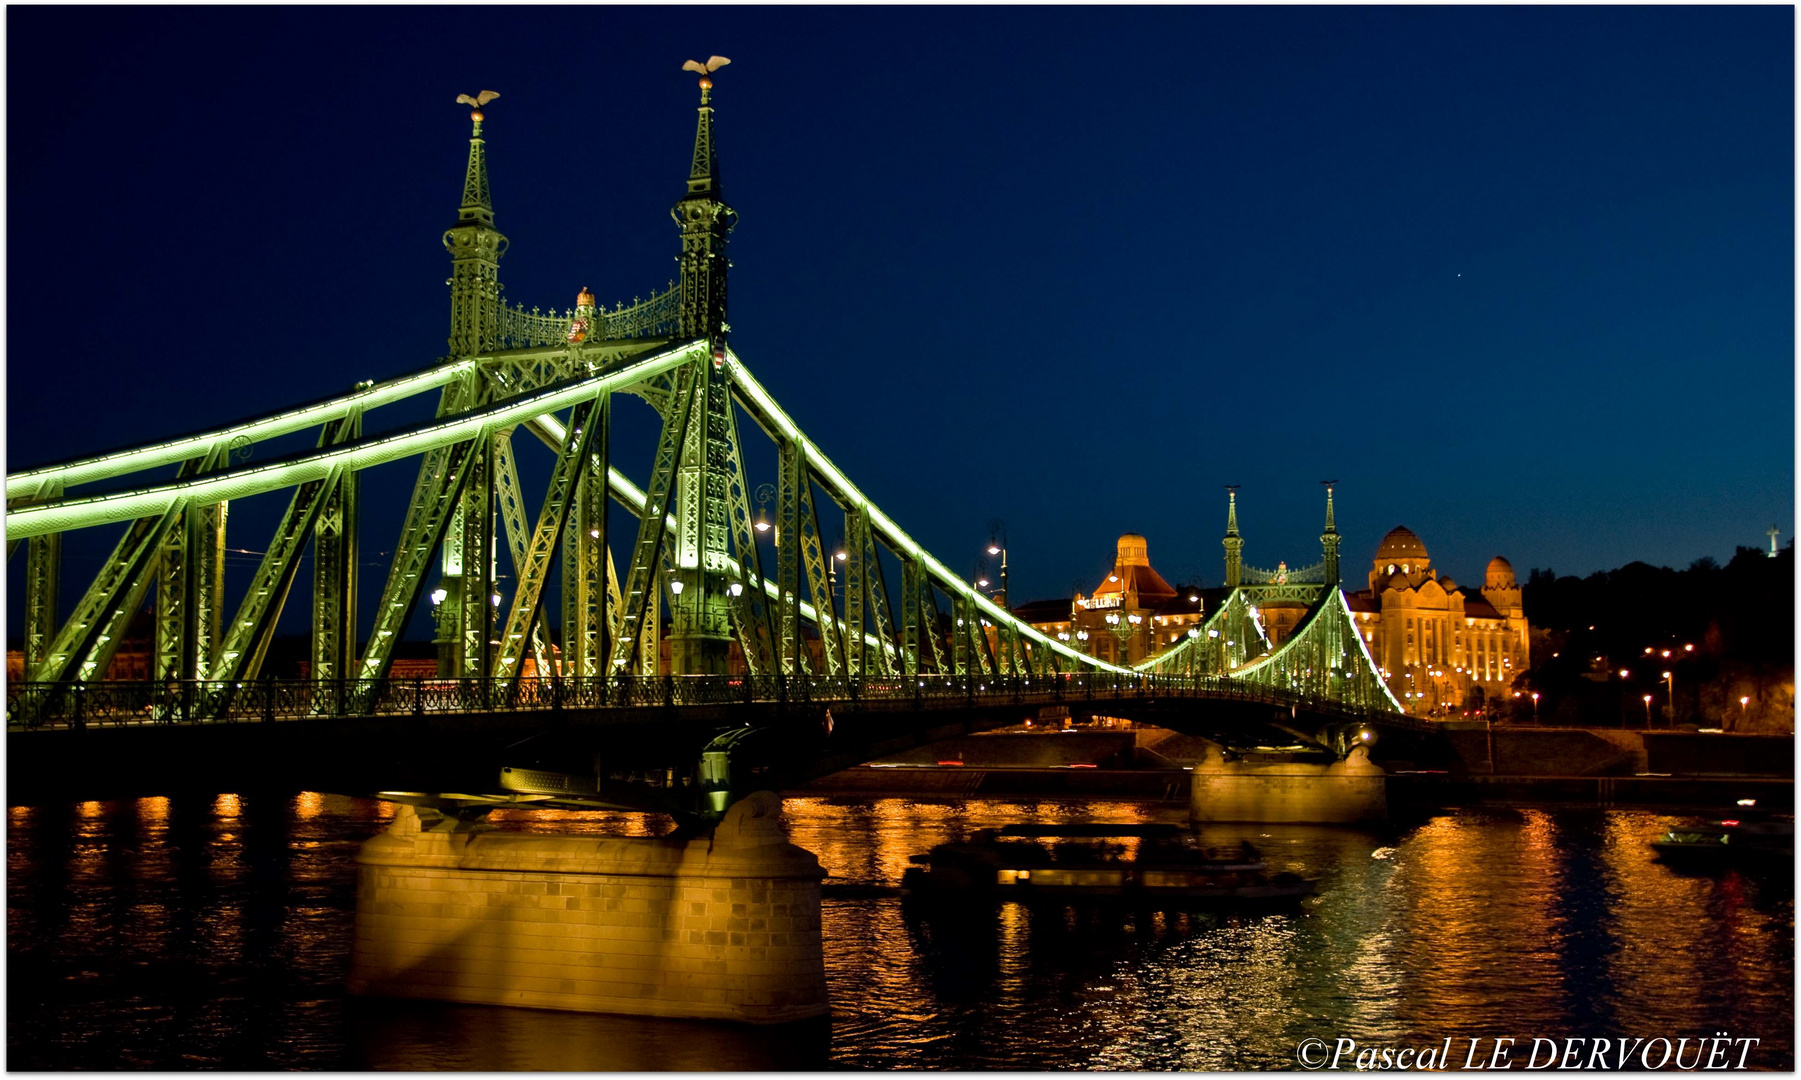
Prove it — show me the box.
[826,537,847,607]
[753,483,775,534]
[1739,695,1751,728]
[1531,692,1539,721]
[985,519,1008,609]
[1642,694,1654,727]
[1104,611,1142,663]
[1662,670,1675,723]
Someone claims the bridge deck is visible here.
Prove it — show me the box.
[8,673,1425,732]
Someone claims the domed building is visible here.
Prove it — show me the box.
[1013,534,1206,666]
[1345,527,1530,716]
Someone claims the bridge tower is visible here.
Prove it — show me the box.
[1320,481,1340,587]
[1222,486,1243,587]
[666,71,740,673]
[434,100,509,677]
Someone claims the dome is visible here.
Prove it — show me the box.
[1485,556,1516,589]
[1375,526,1428,563]
[1091,534,1176,600]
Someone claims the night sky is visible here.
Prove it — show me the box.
[7,6,1793,624]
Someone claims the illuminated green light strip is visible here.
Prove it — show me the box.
[5,362,476,502]
[726,352,1129,676]
[7,344,702,539]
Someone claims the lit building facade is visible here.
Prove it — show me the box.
[1012,534,1206,666]
[1343,526,1530,716]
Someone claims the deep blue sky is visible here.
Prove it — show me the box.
[7,6,1793,613]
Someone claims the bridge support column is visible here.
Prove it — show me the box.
[347,792,827,1023]
[1189,744,1387,824]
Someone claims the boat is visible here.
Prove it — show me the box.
[899,823,1315,905]
[1651,801,1793,865]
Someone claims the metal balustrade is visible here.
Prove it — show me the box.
[6,671,1408,730]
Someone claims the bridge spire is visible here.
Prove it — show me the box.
[443,90,507,357]
[1320,481,1340,586]
[667,57,741,674]
[1223,486,1243,588]
[674,57,736,350]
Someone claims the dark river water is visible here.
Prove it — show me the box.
[7,793,1793,1070]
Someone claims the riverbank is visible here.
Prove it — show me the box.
[800,725,1793,810]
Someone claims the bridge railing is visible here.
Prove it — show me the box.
[6,671,1408,730]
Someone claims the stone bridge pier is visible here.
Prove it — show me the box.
[1189,742,1388,824]
[346,792,827,1023]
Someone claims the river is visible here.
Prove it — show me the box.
[7,793,1792,1070]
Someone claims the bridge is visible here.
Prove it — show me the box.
[5,75,1425,823]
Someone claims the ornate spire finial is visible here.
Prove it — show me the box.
[455,90,500,134]
[680,57,730,195]
[452,90,500,226]
[1225,485,1240,537]
[1321,480,1338,534]
[682,55,730,104]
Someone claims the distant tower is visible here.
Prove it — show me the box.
[667,60,741,674]
[1769,525,1780,558]
[1222,486,1243,588]
[1320,481,1340,587]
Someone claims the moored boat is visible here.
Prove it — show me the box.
[1651,801,1793,865]
[900,823,1315,905]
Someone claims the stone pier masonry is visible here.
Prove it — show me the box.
[347,792,827,1023]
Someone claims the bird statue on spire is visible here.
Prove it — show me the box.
[455,89,500,122]
[682,56,730,102]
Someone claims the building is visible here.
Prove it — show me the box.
[1013,534,1207,666]
[1343,525,1530,716]
[1010,497,1528,718]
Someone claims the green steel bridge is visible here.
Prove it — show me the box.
[5,74,1421,818]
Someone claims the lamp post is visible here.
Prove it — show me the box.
[1643,694,1654,728]
[1739,695,1751,730]
[985,519,1008,610]
[1531,691,1539,722]
[826,536,847,607]
[1662,670,1675,724]
[1104,611,1142,664]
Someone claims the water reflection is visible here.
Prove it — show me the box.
[5,795,1793,1070]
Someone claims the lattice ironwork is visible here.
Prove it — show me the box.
[494,398,600,696]
[1135,586,1272,677]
